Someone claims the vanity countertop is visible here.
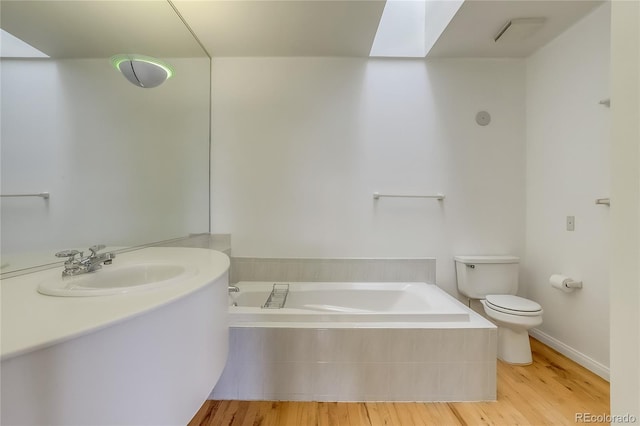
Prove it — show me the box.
[0,247,230,360]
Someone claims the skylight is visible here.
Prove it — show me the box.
[370,0,426,57]
[370,0,464,58]
[1,29,49,58]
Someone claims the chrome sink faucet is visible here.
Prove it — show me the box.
[55,245,116,277]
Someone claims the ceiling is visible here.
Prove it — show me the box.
[0,1,206,58]
[427,0,604,58]
[0,0,605,59]
[172,0,386,57]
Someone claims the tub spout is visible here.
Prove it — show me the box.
[228,285,240,293]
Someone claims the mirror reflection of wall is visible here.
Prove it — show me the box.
[0,1,211,274]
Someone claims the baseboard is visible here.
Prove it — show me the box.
[529,328,610,382]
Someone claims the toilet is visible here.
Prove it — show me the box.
[454,255,543,365]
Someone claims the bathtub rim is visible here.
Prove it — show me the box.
[228,281,496,329]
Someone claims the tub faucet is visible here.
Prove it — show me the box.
[55,244,116,277]
[228,285,240,293]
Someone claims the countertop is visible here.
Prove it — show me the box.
[1,247,230,360]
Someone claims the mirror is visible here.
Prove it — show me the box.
[0,1,210,275]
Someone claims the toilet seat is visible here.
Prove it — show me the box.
[485,294,543,317]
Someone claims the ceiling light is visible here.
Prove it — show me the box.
[111,54,174,88]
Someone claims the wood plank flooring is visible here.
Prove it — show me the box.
[189,337,610,425]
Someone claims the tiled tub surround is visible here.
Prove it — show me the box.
[230,257,436,284]
[211,282,497,402]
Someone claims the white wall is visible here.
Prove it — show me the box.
[610,0,640,418]
[524,4,611,377]
[1,58,210,269]
[211,57,526,297]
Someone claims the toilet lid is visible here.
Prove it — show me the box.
[486,295,542,315]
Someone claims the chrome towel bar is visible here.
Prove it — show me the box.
[373,192,445,200]
[595,198,610,206]
[1,192,50,199]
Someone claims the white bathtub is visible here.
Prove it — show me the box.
[214,281,497,402]
[230,282,470,324]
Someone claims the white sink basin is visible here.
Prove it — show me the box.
[3,247,230,425]
[37,263,197,297]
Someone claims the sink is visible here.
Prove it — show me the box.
[37,263,197,297]
[3,247,230,424]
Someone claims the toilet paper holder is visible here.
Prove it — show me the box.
[563,279,583,289]
[550,274,583,291]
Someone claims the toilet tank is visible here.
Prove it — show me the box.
[454,255,520,299]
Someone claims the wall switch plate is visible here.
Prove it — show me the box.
[566,215,575,231]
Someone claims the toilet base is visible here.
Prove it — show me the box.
[497,326,533,365]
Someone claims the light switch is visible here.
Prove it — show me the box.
[566,216,575,231]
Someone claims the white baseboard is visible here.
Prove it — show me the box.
[529,328,610,382]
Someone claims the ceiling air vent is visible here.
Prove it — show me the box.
[494,17,546,43]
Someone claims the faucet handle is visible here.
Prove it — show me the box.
[55,249,81,260]
[88,245,106,256]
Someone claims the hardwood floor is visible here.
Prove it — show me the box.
[189,338,610,425]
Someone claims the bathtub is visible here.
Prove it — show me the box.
[229,282,470,324]
[213,281,497,402]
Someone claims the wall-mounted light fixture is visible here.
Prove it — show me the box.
[110,54,174,88]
